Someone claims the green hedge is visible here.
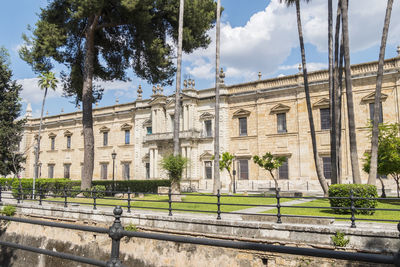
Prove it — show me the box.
[328,184,378,215]
[0,178,18,188]
[8,178,170,199]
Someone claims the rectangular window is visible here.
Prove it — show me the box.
[322,157,331,179]
[369,102,383,124]
[125,130,130,144]
[238,160,249,180]
[320,108,330,130]
[66,136,71,149]
[277,113,287,133]
[205,120,212,137]
[51,137,55,150]
[48,164,54,179]
[239,117,248,136]
[103,132,108,146]
[146,127,152,135]
[145,163,150,179]
[278,159,289,179]
[204,161,212,179]
[101,163,108,180]
[123,163,130,180]
[63,164,71,179]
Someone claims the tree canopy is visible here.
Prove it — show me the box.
[0,48,26,176]
[20,0,217,104]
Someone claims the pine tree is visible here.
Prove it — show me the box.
[0,48,26,177]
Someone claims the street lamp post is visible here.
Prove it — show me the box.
[112,150,117,193]
[233,160,236,194]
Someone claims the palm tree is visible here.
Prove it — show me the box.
[172,0,185,193]
[34,71,58,196]
[369,0,394,185]
[213,0,222,195]
[281,0,328,195]
[341,0,361,184]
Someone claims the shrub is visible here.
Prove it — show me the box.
[328,184,378,215]
[125,223,137,232]
[331,231,350,247]
[0,178,14,188]
[1,205,16,216]
[11,178,80,199]
[70,186,81,198]
[83,185,106,198]
[92,180,170,193]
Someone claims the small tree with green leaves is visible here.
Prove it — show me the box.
[161,154,188,194]
[253,152,286,190]
[363,123,400,197]
[214,152,235,194]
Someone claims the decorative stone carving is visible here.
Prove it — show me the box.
[361,92,388,103]
[270,103,290,114]
[137,85,143,100]
[219,68,225,84]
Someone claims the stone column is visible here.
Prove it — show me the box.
[149,149,154,179]
[152,110,157,133]
[187,146,192,179]
[183,105,188,131]
[154,148,158,179]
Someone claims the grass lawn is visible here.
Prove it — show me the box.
[44,193,293,214]
[264,198,400,223]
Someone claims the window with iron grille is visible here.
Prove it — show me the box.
[204,161,212,179]
[145,162,150,179]
[48,164,54,179]
[103,132,108,146]
[146,127,152,135]
[125,130,130,144]
[204,120,212,137]
[239,117,247,136]
[277,113,287,133]
[123,163,130,180]
[238,160,249,180]
[101,163,108,180]
[66,136,71,149]
[278,159,288,179]
[63,164,71,179]
[51,137,55,150]
[369,102,383,124]
[322,157,331,179]
[320,108,330,130]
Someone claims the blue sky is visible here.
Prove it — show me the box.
[0,0,399,118]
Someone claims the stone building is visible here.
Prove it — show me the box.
[20,51,400,192]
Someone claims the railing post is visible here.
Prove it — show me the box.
[127,188,131,213]
[17,184,22,204]
[350,189,356,228]
[107,206,124,267]
[168,188,172,216]
[39,186,43,206]
[217,189,221,220]
[93,188,97,210]
[63,186,68,208]
[0,185,2,202]
[276,188,282,224]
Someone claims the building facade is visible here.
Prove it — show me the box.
[20,53,400,192]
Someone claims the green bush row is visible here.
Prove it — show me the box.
[6,178,170,199]
[328,184,378,215]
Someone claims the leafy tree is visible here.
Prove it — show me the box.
[161,154,188,194]
[253,152,286,190]
[0,48,26,177]
[20,0,217,190]
[34,71,58,195]
[213,152,234,194]
[363,123,400,197]
[280,0,329,195]
[368,0,394,185]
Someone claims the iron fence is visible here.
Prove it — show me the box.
[0,185,400,230]
[0,206,399,266]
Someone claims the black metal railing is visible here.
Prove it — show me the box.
[0,206,399,266]
[0,185,399,230]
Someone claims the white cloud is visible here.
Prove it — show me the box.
[17,77,62,105]
[94,79,133,92]
[183,0,400,84]
[279,62,327,72]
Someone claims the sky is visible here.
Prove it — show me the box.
[0,0,399,118]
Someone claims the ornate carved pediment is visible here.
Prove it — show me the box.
[148,95,167,106]
[48,132,57,138]
[200,151,213,160]
[63,130,73,137]
[313,98,330,108]
[166,98,175,109]
[361,92,388,103]
[270,103,290,114]
[142,118,152,127]
[99,126,110,133]
[199,112,214,121]
[142,152,150,161]
[120,123,132,130]
[232,109,251,118]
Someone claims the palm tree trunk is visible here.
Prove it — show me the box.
[369,0,394,185]
[328,0,338,184]
[81,15,99,190]
[341,0,361,184]
[295,0,328,195]
[173,0,184,157]
[34,87,48,197]
[213,0,221,194]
